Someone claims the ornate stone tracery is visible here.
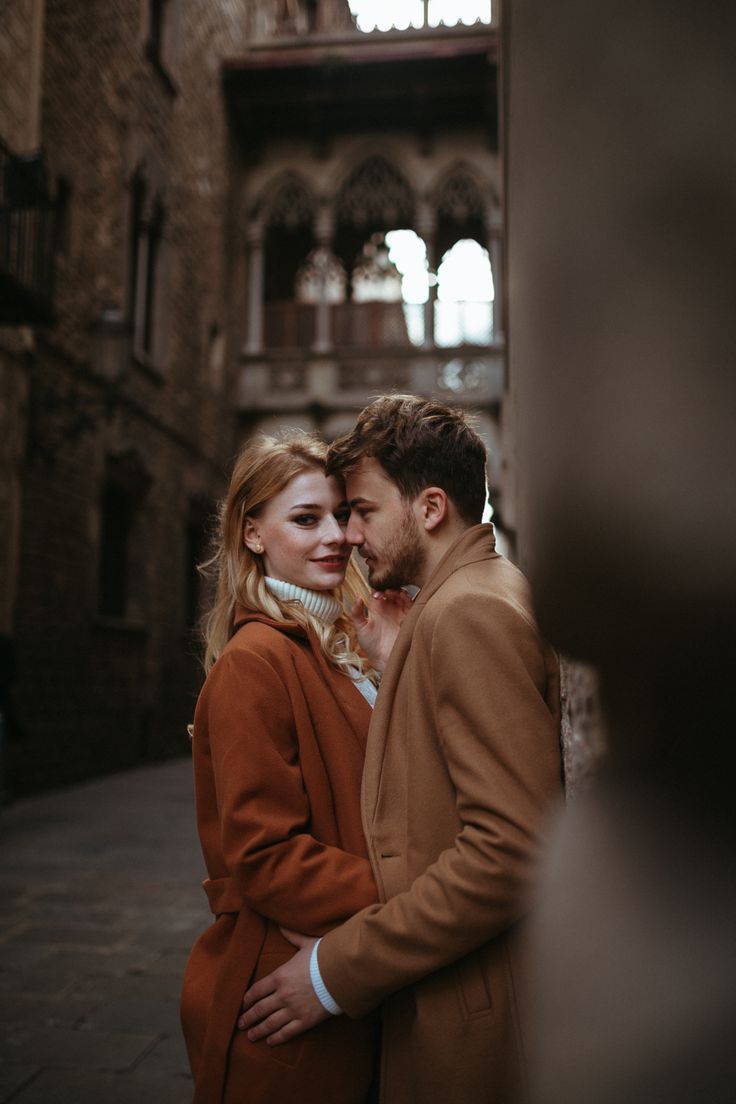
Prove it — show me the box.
[436,358,488,392]
[264,174,315,228]
[436,168,486,224]
[295,247,347,303]
[336,156,414,229]
[351,235,402,302]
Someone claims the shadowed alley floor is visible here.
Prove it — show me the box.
[0,757,209,1104]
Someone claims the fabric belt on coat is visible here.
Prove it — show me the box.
[203,875,243,916]
[193,877,267,1104]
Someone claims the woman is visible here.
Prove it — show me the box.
[181,432,405,1104]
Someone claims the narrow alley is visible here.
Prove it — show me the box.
[0,757,207,1103]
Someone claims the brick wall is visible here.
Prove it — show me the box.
[0,333,31,634]
[0,0,44,153]
[6,0,254,794]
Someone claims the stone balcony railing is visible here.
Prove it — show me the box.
[238,341,504,415]
[263,299,496,352]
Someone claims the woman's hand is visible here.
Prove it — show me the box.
[351,589,413,673]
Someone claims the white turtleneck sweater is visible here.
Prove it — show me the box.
[264,576,377,708]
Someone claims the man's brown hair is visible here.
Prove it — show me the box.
[326,395,488,524]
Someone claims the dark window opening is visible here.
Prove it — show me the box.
[149,0,166,58]
[128,170,145,324]
[128,174,164,361]
[98,483,132,617]
[142,200,163,355]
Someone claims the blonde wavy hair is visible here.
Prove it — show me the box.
[201,431,374,679]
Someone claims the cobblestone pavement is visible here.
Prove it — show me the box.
[0,757,210,1104]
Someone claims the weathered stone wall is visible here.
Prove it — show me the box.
[559,657,607,797]
[0,0,44,638]
[0,0,44,153]
[0,333,31,635]
[6,0,253,794]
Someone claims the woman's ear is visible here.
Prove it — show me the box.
[419,487,448,531]
[243,517,264,555]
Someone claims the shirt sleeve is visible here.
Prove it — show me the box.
[310,939,342,1015]
[199,645,378,936]
[317,592,562,1016]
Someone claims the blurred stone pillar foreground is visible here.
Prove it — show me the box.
[506,2,736,1102]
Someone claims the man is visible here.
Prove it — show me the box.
[240,395,562,1103]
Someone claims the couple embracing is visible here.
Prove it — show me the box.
[181,395,561,1104]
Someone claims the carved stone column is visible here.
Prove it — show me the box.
[487,205,504,342]
[417,201,437,348]
[312,202,335,354]
[245,220,265,355]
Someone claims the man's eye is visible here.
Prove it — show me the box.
[294,514,317,525]
[335,511,350,526]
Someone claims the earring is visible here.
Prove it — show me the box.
[254,544,263,554]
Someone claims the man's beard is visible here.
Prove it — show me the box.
[365,508,426,590]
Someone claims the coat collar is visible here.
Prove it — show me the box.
[413,523,497,609]
[232,606,306,640]
[362,523,498,830]
[231,606,372,748]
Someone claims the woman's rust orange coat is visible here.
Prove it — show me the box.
[181,610,379,1104]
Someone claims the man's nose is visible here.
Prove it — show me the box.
[345,515,363,547]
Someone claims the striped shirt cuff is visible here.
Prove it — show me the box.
[309,938,342,1015]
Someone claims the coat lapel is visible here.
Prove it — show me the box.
[306,625,373,751]
[361,524,498,829]
[361,595,423,829]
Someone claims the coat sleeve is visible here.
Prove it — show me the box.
[317,591,561,1015]
[200,646,378,935]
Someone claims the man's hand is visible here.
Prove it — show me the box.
[352,589,412,673]
[238,929,328,1045]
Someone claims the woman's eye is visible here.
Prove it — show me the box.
[294,514,317,526]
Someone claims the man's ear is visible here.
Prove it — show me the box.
[417,487,448,532]
[243,517,264,555]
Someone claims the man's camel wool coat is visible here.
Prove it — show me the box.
[181,611,379,1104]
[318,525,562,1104]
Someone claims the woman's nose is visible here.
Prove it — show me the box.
[322,516,347,544]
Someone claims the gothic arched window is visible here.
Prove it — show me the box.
[336,156,414,234]
[435,167,486,258]
[262,175,317,348]
[295,248,347,304]
[128,170,167,364]
[263,175,315,302]
[435,238,494,347]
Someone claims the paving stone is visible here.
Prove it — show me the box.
[0,1063,39,1102]
[0,977,74,1001]
[0,991,99,1025]
[142,950,191,977]
[1,925,124,948]
[132,1030,192,1078]
[71,970,188,1003]
[0,882,29,901]
[8,1068,193,1104]
[32,947,158,977]
[0,1024,159,1071]
[81,996,181,1035]
[0,945,52,972]
[0,760,203,1095]
[9,905,128,928]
